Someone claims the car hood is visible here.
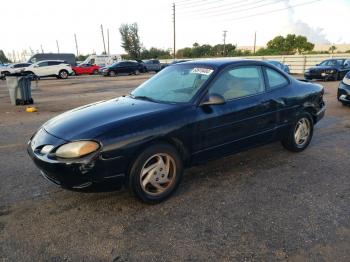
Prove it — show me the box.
[43,96,178,141]
[308,66,338,70]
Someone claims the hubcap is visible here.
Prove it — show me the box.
[140,153,176,196]
[61,71,68,78]
[294,118,310,147]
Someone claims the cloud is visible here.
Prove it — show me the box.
[285,20,330,44]
[281,0,330,44]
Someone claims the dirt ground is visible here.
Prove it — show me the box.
[0,74,349,261]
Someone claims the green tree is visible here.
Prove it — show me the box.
[0,50,11,63]
[267,34,314,55]
[119,23,142,59]
[76,54,89,62]
[141,47,171,59]
[329,45,337,54]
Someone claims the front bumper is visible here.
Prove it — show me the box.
[304,70,337,80]
[27,128,126,189]
[338,81,350,104]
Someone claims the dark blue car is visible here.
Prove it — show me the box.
[28,60,326,203]
[338,71,350,105]
[265,60,290,74]
[305,59,350,81]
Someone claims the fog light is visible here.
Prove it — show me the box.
[41,145,54,154]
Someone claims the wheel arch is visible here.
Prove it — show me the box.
[126,136,191,178]
[302,104,317,124]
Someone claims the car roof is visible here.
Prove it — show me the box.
[177,59,271,69]
[36,60,65,63]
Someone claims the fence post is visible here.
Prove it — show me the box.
[303,55,307,73]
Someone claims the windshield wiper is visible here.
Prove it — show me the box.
[129,94,156,102]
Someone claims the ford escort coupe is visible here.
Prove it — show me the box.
[28,60,326,203]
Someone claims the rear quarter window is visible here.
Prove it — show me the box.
[265,67,289,90]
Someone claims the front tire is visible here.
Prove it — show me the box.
[128,143,183,204]
[281,112,314,152]
[108,71,116,77]
[59,70,69,79]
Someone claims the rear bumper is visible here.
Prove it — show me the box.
[316,104,326,122]
[338,81,350,104]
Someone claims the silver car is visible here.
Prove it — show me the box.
[143,59,161,72]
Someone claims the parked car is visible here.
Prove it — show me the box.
[265,60,290,74]
[27,60,325,203]
[72,63,100,75]
[337,71,350,106]
[83,54,122,67]
[0,63,32,79]
[161,59,191,70]
[304,59,350,81]
[100,61,143,76]
[143,59,161,72]
[23,60,73,79]
[28,53,76,66]
[134,59,147,73]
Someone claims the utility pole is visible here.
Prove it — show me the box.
[56,40,60,53]
[101,24,107,54]
[172,3,176,60]
[40,45,44,53]
[253,31,257,54]
[107,28,110,55]
[223,30,227,57]
[74,34,79,57]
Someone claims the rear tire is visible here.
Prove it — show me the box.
[281,112,314,152]
[128,143,183,204]
[58,70,69,79]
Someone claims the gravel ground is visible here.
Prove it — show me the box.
[0,74,349,262]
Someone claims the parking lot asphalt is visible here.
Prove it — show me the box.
[0,74,349,261]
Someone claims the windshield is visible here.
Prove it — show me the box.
[319,59,344,67]
[110,62,120,67]
[131,64,215,103]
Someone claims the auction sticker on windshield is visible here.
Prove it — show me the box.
[191,68,214,75]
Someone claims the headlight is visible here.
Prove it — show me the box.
[343,76,350,86]
[305,69,310,73]
[325,70,335,74]
[55,141,100,159]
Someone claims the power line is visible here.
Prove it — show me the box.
[178,0,288,17]
[176,0,225,9]
[179,0,321,22]
[177,0,264,13]
[218,0,321,21]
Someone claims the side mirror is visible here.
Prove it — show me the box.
[343,63,349,68]
[200,94,226,106]
[34,65,38,68]
[316,64,319,66]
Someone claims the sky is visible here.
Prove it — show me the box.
[1,0,350,57]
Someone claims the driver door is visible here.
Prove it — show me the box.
[192,65,278,163]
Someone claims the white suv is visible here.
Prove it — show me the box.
[0,63,32,78]
[23,60,73,79]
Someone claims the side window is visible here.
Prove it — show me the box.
[14,64,23,68]
[209,66,265,100]
[48,61,59,66]
[265,67,289,90]
[38,62,48,67]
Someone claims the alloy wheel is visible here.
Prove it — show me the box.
[294,118,311,147]
[140,153,176,196]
